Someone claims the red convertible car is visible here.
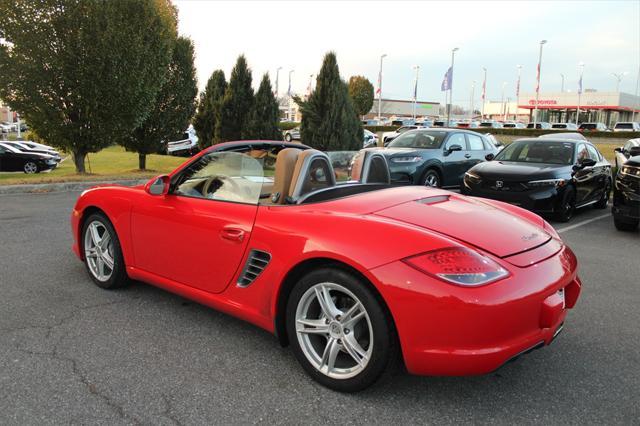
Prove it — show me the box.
[71,140,581,392]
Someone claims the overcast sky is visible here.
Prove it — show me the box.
[174,0,639,105]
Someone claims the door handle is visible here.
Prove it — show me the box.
[464,154,471,158]
[220,227,245,242]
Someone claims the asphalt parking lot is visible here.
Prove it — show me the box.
[1,190,638,425]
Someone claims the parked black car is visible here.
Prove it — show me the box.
[0,142,58,173]
[612,147,640,231]
[462,137,612,222]
[1,141,62,162]
[371,128,499,188]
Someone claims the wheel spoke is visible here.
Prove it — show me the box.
[320,337,340,374]
[341,302,363,325]
[89,223,101,246]
[342,334,368,366]
[99,232,111,250]
[314,285,342,319]
[96,256,105,278]
[85,247,98,258]
[101,252,114,270]
[296,318,329,335]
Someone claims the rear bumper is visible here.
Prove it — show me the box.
[370,244,580,376]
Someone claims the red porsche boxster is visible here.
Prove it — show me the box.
[71,140,581,392]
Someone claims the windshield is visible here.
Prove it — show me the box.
[387,130,447,149]
[579,123,596,130]
[495,140,574,165]
[615,123,632,129]
[551,124,567,129]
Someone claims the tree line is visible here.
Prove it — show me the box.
[0,0,375,173]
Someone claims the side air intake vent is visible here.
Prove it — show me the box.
[237,250,271,287]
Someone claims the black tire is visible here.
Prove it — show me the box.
[81,212,131,289]
[594,179,611,209]
[286,267,398,392]
[23,161,39,174]
[421,169,441,188]
[554,186,576,222]
[285,133,292,142]
[614,216,639,231]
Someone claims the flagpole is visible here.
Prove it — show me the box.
[533,39,547,128]
[287,69,294,121]
[447,48,459,126]
[481,67,487,120]
[633,65,640,123]
[377,54,387,121]
[275,66,282,97]
[412,65,419,120]
[470,81,476,120]
[516,64,522,111]
[576,62,584,125]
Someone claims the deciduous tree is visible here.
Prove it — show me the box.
[348,76,374,119]
[0,0,177,172]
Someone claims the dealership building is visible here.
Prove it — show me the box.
[516,91,640,126]
[364,98,441,120]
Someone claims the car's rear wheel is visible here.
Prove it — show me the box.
[82,213,130,289]
[286,268,397,392]
[594,179,611,209]
[422,169,441,188]
[23,161,39,174]
[285,133,292,142]
[555,186,576,222]
[613,216,639,231]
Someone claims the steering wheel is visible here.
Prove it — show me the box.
[203,175,242,198]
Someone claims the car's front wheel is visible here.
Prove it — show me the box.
[82,213,130,289]
[594,179,611,209]
[23,161,39,174]
[421,169,441,188]
[286,268,397,392]
[555,186,576,222]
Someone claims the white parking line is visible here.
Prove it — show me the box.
[556,213,611,233]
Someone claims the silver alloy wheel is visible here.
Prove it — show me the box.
[84,221,115,282]
[23,162,38,174]
[295,282,373,380]
[424,172,439,187]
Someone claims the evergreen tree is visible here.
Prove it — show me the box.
[122,36,198,170]
[348,76,375,119]
[297,52,362,151]
[193,69,226,148]
[0,0,177,172]
[244,74,281,140]
[215,55,254,142]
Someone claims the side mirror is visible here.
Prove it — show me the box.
[574,158,596,172]
[446,144,463,153]
[485,153,495,161]
[145,175,170,196]
[614,147,622,153]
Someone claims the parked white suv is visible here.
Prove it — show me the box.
[613,122,640,132]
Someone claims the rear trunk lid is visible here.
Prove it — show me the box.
[373,192,551,258]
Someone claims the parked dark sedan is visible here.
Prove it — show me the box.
[372,128,499,188]
[1,141,62,162]
[612,148,640,231]
[0,142,58,173]
[462,137,612,222]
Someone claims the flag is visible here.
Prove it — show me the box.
[516,75,521,97]
[535,62,541,95]
[413,76,418,100]
[287,79,291,96]
[441,67,452,91]
[376,70,382,96]
[481,76,486,101]
[578,74,583,94]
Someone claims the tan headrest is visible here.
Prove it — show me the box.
[270,148,301,204]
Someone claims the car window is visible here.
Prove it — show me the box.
[173,151,264,204]
[299,157,332,196]
[387,130,446,149]
[0,146,6,154]
[444,133,467,150]
[576,144,589,162]
[467,134,485,150]
[586,145,600,161]
[496,140,574,165]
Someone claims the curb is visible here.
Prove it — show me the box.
[0,179,148,195]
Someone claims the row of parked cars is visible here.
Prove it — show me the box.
[0,121,29,133]
[0,141,62,173]
[359,129,639,230]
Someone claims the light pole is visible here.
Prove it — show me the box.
[470,81,476,120]
[612,72,628,92]
[287,69,294,121]
[447,47,459,126]
[481,67,487,119]
[412,65,420,119]
[633,66,640,122]
[274,66,282,98]
[307,74,314,96]
[560,73,565,92]
[16,113,21,139]
[533,39,547,128]
[501,82,508,121]
[576,62,585,125]
[377,54,387,121]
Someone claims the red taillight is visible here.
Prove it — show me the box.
[403,247,509,287]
